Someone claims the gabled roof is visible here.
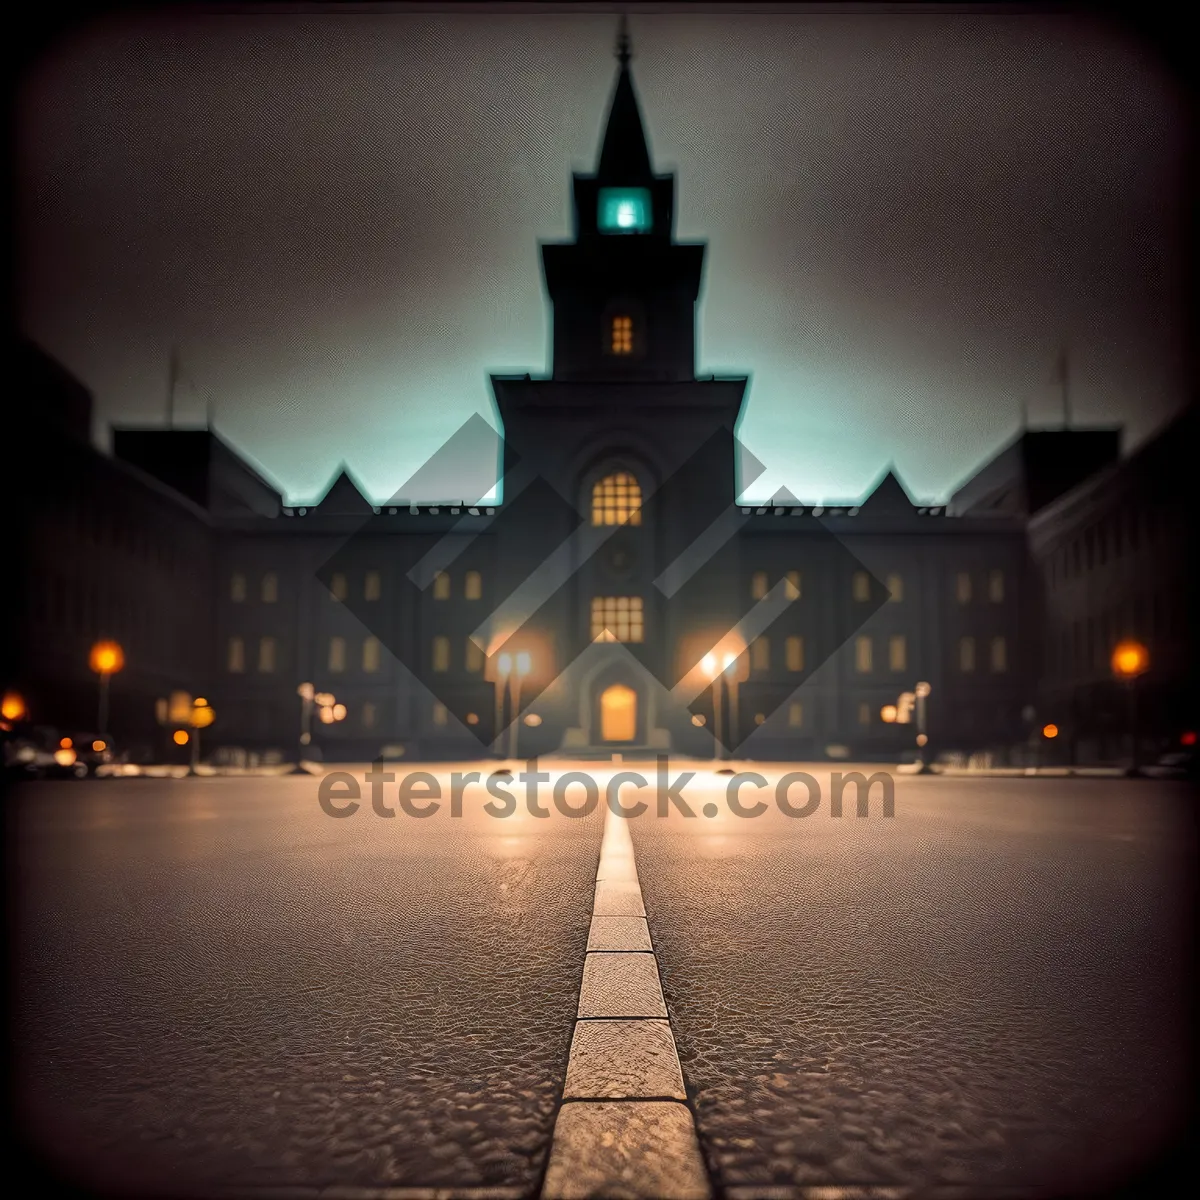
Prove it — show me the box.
[313,466,374,515]
[858,467,916,514]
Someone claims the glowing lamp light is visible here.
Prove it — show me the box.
[916,733,929,747]
[722,652,737,673]
[1182,731,1197,747]
[1111,641,1149,679]
[60,736,73,749]
[691,713,706,727]
[915,681,932,699]
[89,640,125,675]
[497,653,513,678]
[1,691,27,721]
[880,705,898,724]
[297,682,315,701]
[173,729,190,746]
[92,739,106,752]
[702,653,717,678]
[516,651,532,677]
[523,713,542,727]
[314,692,335,708]
[332,703,347,721]
[1043,723,1059,739]
[318,706,335,724]
[54,748,77,766]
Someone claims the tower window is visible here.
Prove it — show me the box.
[591,596,644,643]
[611,315,633,355]
[592,472,642,526]
[432,571,451,600]
[598,187,652,234]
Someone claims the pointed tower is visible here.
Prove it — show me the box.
[539,20,704,383]
[491,18,747,509]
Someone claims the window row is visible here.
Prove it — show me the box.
[229,570,485,604]
[750,570,1005,604]
[1048,505,1174,587]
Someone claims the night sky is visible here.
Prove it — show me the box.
[17,6,1188,505]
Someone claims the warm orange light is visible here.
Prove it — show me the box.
[92,739,106,752]
[60,736,73,749]
[319,705,335,724]
[1042,723,1059,739]
[880,704,898,724]
[194,697,208,707]
[1111,641,1149,679]
[173,729,189,745]
[523,713,542,727]
[332,703,347,721]
[916,733,928,747]
[89,640,125,675]
[54,748,77,766]
[1,691,26,721]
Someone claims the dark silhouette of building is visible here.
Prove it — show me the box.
[9,31,1193,766]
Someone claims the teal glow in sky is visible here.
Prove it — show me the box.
[17,9,1188,505]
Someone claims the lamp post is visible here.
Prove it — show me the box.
[291,682,315,774]
[722,652,738,759]
[89,640,125,736]
[495,653,512,759]
[512,651,531,760]
[914,681,932,773]
[702,654,721,759]
[188,696,215,775]
[1111,640,1149,777]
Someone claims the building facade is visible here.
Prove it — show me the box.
[10,36,1193,765]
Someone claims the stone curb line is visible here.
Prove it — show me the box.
[539,803,712,1199]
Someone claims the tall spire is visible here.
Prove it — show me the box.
[597,15,652,181]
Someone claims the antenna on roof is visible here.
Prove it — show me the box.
[166,346,180,428]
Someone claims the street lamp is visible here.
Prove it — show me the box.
[1112,640,1149,777]
[494,653,512,756]
[1,690,27,724]
[188,696,214,774]
[88,640,124,735]
[914,681,932,773]
[722,652,738,759]
[512,652,532,759]
[702,653,722,758]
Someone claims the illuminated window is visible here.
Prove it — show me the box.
[886,573,903,602]
[889,635,907,672]
[598,187,652,233]
[464,570,482,600]
[330,572,348,602]
[785,571,801,600]
[261,572,278,603]
[465,638,484,672]
[432,701,448,727]
[611,315,633,355]
[751,637,770,672]
[788,701,804,728]
[365,570,382,601]
[258,636,276,674]
[227,636,245,673]
[990,636,1007,673]
[591,473,642,526]
[362,702,376,729]
[231,573,246,603]
[363,636,381,673]
[858,702,871,726]
[432,636,450,672]
[432,571,451,600]
[959,636,976,672]
[988,569,1004,603]
[852,571,871,602]
[329,636,346,673]
[855,635,873,673]
[591,596,644,643]
[751,571,768,600]
[786,635,804,672]
[956,572,972,604]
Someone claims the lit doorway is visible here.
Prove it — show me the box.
[599,683,637,742]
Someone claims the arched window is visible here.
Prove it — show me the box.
[610,315,633,355]
[591,472,642,526]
